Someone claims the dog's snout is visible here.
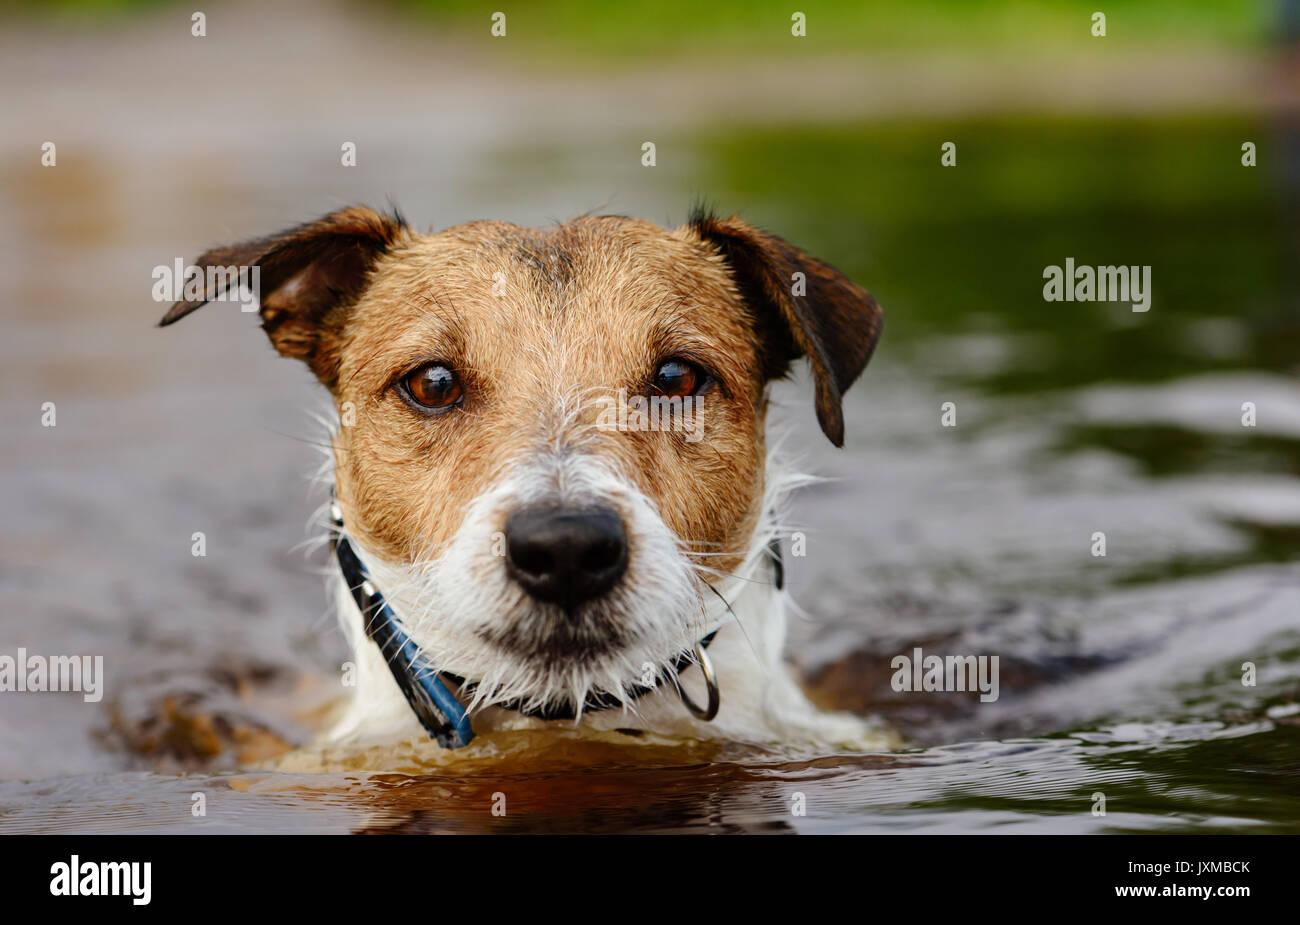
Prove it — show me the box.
[504,507,628,611]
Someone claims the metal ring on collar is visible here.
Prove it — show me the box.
[675,639,720,721]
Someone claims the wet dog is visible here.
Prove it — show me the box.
[160,205,885,750]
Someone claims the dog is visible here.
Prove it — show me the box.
[159,205,886,753]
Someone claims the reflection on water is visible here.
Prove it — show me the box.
[1,7,1298,834]
[3,718,1296,833]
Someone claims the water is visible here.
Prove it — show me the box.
[1,2,1298,833]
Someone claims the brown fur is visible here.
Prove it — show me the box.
[161,206,882,580]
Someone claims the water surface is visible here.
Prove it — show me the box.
[1,7,1298,834]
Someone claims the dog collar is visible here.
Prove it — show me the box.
[328,496,742,748]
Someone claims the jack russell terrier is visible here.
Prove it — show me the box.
[159,205,886,753]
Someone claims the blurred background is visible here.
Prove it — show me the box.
[1,0,1298,832]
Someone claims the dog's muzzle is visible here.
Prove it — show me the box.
[328,495,733,749]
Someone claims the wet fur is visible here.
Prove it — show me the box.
[161,205,886,749]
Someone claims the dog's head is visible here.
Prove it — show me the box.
[160,205,881,715]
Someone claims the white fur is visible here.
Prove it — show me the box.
[316,424,883,752]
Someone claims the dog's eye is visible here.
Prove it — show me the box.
[652,358,705,398]
[402,363,463,410]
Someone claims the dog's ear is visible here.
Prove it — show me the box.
[158,206,408,386]
[688,209,883,447]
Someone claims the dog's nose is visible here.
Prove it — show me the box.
[504,507,628,611]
